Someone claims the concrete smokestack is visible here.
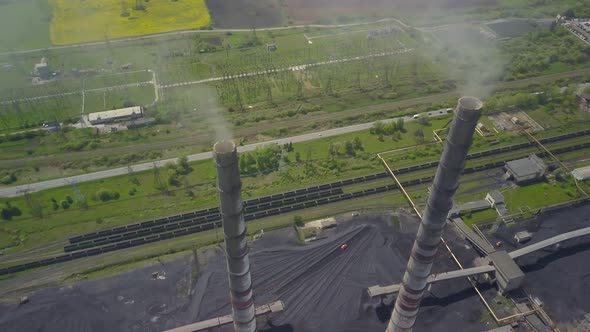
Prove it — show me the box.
[213,140,256,332]
[388,97,483,332]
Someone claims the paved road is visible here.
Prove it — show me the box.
[0,110,449,197]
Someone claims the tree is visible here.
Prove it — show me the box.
[255,146,281,173]
[1,202,21,220]
[25,193,43,219]
[52,199,59,211]
[396,118,405,132]
[304,147,316,177]
[0,173,16,185]
[96,189,120,202]
[184,179,195,198]
[371,121,384,135]
[418,117,431,126]
[414,128,425,144]
[168,170,181,186]
[328,143,337,159]
[153,164,168,193]
[294,215,304,227]
[345,141,356,156]
[353,136,363,150]
[295,152,301,163]
[239,157,247,173]
[61,200,70,209]
[240,153,257,174]
[177,156,192,175]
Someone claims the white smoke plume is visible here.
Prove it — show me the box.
[402,1,505,99]
[193,85,232,142]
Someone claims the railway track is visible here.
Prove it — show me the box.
[2,129,590,276]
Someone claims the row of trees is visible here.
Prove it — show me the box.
[167,156,193,187]
[370,119,406,136]
[239,145,282,175]
[328,137,364,158]
[484,85,579,113]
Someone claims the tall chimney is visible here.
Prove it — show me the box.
[388,97,483,332]
[213,140,256,332]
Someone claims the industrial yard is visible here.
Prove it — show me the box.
[2,206,589,331]
[0,213,494,332]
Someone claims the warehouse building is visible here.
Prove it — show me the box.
[88,106,144,125]
[504,154,547,184]
[572,166,590,181]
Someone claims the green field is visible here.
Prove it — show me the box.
[1,1,590,278]
[0,0,52,52]
[0,84,155,129]
[2,103,590,256]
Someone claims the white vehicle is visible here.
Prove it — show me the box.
[412,114,421,119]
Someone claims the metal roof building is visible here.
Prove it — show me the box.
[504,154,547,184]
[489,250,525,293]
[88,106,143,125]
[572,166,590,181]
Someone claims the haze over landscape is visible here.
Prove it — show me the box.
[1,1,590,331]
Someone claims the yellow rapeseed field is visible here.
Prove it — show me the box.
[50,0,210,45]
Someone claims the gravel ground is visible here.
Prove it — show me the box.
[0,253,196,332]
[486,203,590,329]
[0,212,499,332]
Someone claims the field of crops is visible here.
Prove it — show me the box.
[49,0,211,45]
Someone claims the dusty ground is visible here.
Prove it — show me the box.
[0,253,196,332]
[486,203,590,329]
[285,0,497,23]
[1,203,588,331]
[205,0,284,28]
[0,212,495,332]
[490,111,544,131]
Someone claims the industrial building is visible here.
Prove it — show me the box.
[572,165,590,181]
[88,106,144,125]
[504,154,547,184]
[488,251,525,293]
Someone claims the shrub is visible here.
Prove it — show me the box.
[96,189,120,202]
[66,196,74,204]
[294,215,304,227]
[61,200,70,209]
[1,202,22,220]
[1,174,17,185]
